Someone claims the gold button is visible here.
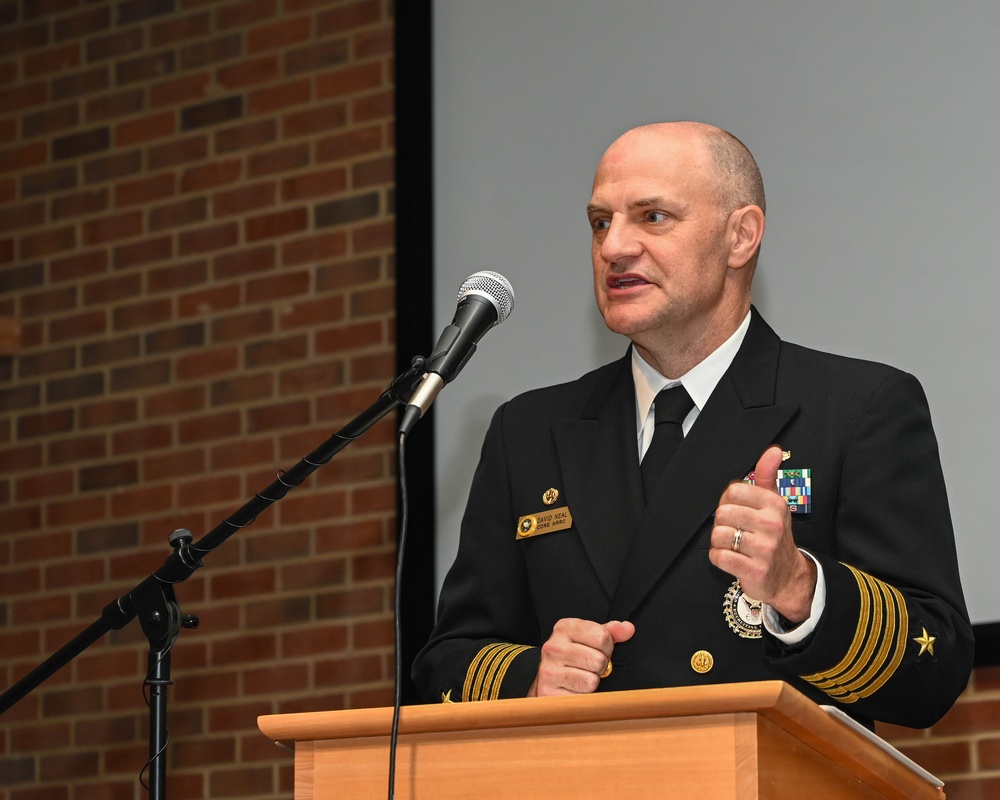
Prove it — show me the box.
[691,650,714,674]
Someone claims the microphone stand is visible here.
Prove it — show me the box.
[0,358,430,800]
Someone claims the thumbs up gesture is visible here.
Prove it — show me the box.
[709,445,817,624]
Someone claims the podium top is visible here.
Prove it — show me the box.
[259,680,943,800]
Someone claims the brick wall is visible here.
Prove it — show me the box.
[0,1,396,798]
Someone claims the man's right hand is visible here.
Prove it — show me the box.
[528,618,635,697]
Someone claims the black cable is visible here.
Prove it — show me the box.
[387,431,409,799]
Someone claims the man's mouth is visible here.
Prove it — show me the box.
[610,276,649,289]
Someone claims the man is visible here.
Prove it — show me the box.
[411,122,973,728]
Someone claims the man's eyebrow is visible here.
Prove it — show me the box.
[586,197,666,215]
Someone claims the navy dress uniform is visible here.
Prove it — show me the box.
[411,309,974,729]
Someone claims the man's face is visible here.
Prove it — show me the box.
[587,127,736,350]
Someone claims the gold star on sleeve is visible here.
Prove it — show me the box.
[913,628,936,657]
[441,689,455,703]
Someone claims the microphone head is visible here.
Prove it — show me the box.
[457,271,514,325]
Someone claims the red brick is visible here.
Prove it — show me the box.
[178,222,239,255]
[178,282,241,318]
[281,231,347,268]
[217,54,280,90]
[281,167,347,202]
[79,398,138,427]
[247,399,311,432]
[19,225,77,259]
[115,110,176,146]
[282,101,348,139]
[213,244,276,280]
[933,697,1000,735]
[278,490,347,526]
[281,623,349,659]
[113,234,173,270]
[247,142,310,177]
[351,219,394,253]
[147,134,209,169]
[314,653,384,687]
[354,23,393,59]
[277,556,347,590]
[113,172,176,207]
[45,495,107,528]
[212,180,276,217]
[245,270,311,305]
[210,372,274,405]
[109,484,174,518]
[178,410,241,443]
[352,155,393,188]
[177,473,241,507]
[82,273,141,307]
[82,210,143,245]
[8,722,71,753]
[143,448,207,482]
[150,11,212,47]
[16,469,73,501]
[112,298,172,331]
[353,88,394,123]
[149,259,208,293]
[175,346,240,381]
[21,286,77,318]
[215,118,277,153]
[245,333,308,368]
[247,15,311,53]
[51,187,111,221]
[112,423,173,455]
[279,361,345,398]
[179,160,241,194]
[317,0,382,35]
[317,61,383,98]
[150,71,211,109]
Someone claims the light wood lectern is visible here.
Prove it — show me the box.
[258,680,944,799]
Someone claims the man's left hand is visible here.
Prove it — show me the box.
[709,445,817,623]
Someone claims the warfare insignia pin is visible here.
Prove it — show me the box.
[723,579,764,639]
[542,487,559,505]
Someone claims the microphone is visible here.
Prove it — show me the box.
[399,271,514,435]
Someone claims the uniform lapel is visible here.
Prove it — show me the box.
[552,354,645,600]
[608,309,800,620]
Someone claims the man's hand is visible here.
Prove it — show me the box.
[709,445,816,623]
[528,618,635,697]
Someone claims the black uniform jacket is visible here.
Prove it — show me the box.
[412,309,974,728]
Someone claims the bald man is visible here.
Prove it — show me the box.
[412,123,973,729]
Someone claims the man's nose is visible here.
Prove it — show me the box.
[600,215,642,263]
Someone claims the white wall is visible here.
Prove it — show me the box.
[431,1,1000,625]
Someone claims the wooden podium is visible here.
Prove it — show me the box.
[258,680,944,799]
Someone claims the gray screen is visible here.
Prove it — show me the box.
[432,1,999,625]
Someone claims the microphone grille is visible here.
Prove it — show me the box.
[458,271,515,324]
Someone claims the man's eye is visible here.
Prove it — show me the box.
[591,218,610,232]
[645,211,667,223]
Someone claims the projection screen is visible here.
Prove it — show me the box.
[429,1,1000,626]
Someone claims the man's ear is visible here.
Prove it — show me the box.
[727,205,765,270]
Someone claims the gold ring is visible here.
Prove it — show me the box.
[731,528,743,553]
[599,659,613,679]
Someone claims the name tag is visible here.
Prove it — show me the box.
[516,507,573,539]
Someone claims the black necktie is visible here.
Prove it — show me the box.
[640,385,694,504]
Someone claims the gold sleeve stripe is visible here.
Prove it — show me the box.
[800,564,909,704]
[462,643,534,702]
